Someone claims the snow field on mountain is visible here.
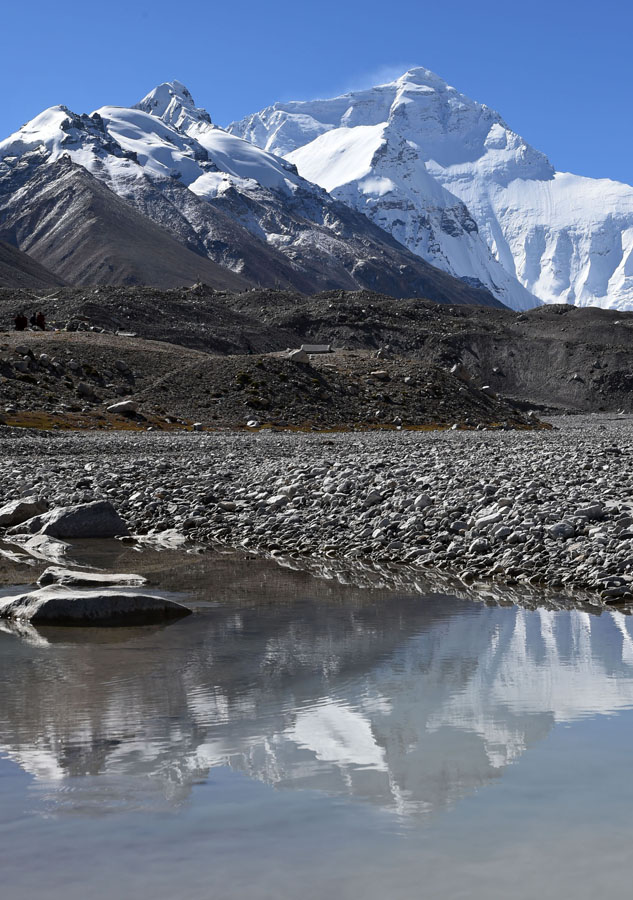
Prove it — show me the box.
[287,124,387,192]
[95,106,297,195]
[97,107,203,184]
[230,66,633,311]
[460,172,633,308]
[286,116,538,310]
[0,107,69,159]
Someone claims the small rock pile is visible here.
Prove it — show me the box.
[0,341,135,412]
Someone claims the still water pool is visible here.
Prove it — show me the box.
[1,553,633,899]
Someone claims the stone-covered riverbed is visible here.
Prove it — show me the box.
[1,415,633,604]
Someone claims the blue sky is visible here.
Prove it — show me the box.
[4,0,632,183]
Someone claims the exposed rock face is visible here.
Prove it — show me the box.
[230,67,633,312]
[9,501,129,539]
[0,584,191,625]
[0,158,249,291]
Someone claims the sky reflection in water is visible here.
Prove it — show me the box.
[1,553,632,899]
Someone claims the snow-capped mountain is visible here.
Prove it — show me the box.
[0,82,501,305]
[230,67,633,311]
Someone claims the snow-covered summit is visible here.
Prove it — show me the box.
[130,82,304,193]
[232,67,553,184]
[229,67,542,310]
[230,67,633,310]
[0,105,140,180]
[0,87,301,200]
[135,80,213,130]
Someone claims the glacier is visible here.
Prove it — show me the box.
[229,67,633,311]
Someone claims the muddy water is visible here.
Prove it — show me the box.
[1,552,633,899]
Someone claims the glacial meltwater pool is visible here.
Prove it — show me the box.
[1,552,633,899]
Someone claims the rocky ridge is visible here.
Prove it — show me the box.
[3,285,633,417]
[0,328,533,430]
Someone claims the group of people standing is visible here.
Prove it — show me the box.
[14,310,46,331]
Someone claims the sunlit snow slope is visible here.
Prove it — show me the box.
[230,67,633,311]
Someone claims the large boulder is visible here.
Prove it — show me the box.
[0,498,48,528]
[0,585,191,625]
[106,400,138,416]
[286,348,309,363]
[8,501,130,539]
[37,567,147,588]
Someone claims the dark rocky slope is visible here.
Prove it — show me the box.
[0,159,249,290]
[0,154,504,305]
[0,331,533,429]
[0,241,66,290]
[1,286,632,415]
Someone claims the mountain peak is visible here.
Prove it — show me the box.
[135,81,212,129]
[392,67,454,92]
[138,80,195,111]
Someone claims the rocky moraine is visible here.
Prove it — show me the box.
[1,416,632,605]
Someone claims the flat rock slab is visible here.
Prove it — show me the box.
[37,567,148,588]
[0,585,191,626]
[9,501,130,539]
[0,544,37,566]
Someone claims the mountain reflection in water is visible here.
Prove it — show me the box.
[1,554,633,819]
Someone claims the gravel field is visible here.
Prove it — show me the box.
[1,415,632,606]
